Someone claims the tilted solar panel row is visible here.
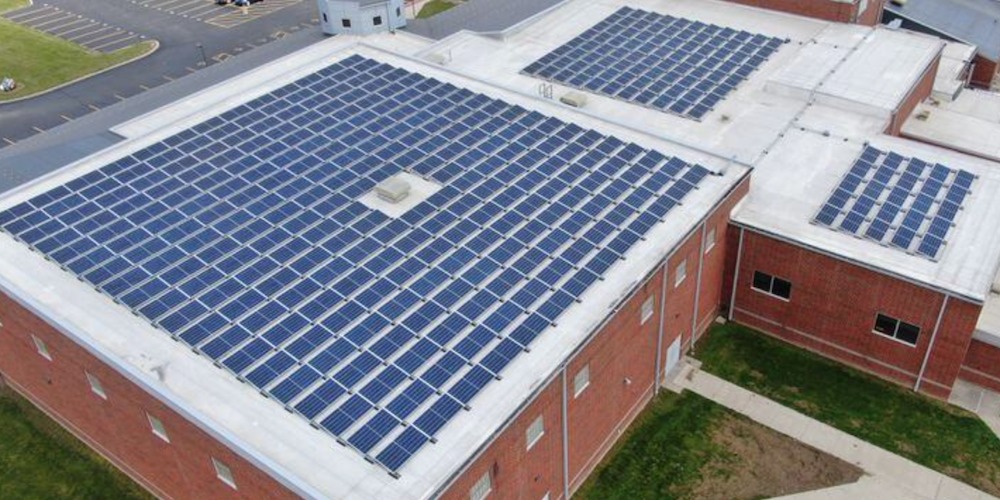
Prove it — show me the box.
[522,6,786,120]
[813,145,975,260]
[0,55,712,473]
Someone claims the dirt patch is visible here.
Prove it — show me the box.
[689,415,863,500]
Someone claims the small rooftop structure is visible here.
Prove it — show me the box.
[884,0,1000,62]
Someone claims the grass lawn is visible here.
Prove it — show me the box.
[417,0,459,19]
[0,387,150,499]
[0,2,155,102]
[575,391,860,499]
[0,0,29,13]
[697,322,1000,495]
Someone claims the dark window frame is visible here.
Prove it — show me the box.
[750,270,792,300]
[872,313,920,346]
[341,18,351,28]
[373,15,383,26]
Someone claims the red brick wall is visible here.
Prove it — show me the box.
[888,52,940,136]
[728,229,980,399]
[961,340,1000,392]
[856,0,887,26]
[440,176,750,500]
[725,0,857,23]
[970,55,998,89]
[0,292,298,500]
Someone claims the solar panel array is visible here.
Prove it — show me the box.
[521,7,786,120]
[0,55,712,473]
[813,145,976,260]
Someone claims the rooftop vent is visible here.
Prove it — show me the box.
[375,176,411,203]
[560,91,588,108]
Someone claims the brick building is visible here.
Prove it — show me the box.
[0,0,998,499]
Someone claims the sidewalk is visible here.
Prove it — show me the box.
[949,378,1000,440]
[669,360,998,500]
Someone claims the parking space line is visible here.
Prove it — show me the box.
[32,13,79,30]
[87,104,101,111]
[47,18,93,36]
[15,9,64,25]
[31,126,45,134]
[60,115,73,122]
[2,138,16,146]
[82,29,130,47]
[92,35,138,52]
[8,5,59,23]
[6,5,55,20]
[66,25,115,42]
[52,20,99,37]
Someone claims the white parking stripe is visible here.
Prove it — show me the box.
[47,18,92,36]
[91,35,138,51]
[6,5,56,21]
[54,20,100,37]
[31,13,78,30]
[66,25,115,42]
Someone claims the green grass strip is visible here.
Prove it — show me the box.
[697,323,1000,495]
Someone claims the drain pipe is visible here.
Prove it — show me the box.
[727,227,745,321]
[561,366,570,500]
[915,294,949,392]
[690,222,708,350]
[654,260,670,392]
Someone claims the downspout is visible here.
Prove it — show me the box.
[689,222,708,350]
[654,261,670,392]
[727,227,745,321]
[915,294,949,392]
[561,367,570,500]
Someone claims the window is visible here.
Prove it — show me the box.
[396,6,401,16]
[751,271,791,300]
[470,471,492,500]
[31,335,51,361]
[641,295,655,324]
[873,313,920,346]
[86,372,107,399]
[704,227,716,253]
[373,15,383,26]
[526,415,544,450]
[674,259,687,287]
[212,457,237,489]
[341,18,351,28]
[322,13,328,22]
[573,365,590,397]
[148,414,170,442]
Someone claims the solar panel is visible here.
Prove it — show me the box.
[522,7,786,120]
[812,145,976,260]
[0,55,711,474]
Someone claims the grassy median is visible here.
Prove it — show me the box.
[0,0,155,102]
[417,0,460,19]
[0,387,149,499]
[697,322,1000,495]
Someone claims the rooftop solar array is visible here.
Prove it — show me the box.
[813,145,976,260]
[521,7,786,120]
[0,55,712,473]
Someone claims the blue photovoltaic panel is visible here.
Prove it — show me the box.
[812,145,976,260]
[521,6,786,120]
[0,55,711,474]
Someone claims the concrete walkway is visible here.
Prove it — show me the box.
[669,360,998,500]
[949,378,1000,440]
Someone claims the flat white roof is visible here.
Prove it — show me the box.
[2,0,997,496]
[429,0,1000,296]
[0,27,746,500]
[734,128,1000,302]
[902,88,1000,163]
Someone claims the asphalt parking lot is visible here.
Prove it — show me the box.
[5,3,147,53]
[0,0,319,147]
[129,0,305,28]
